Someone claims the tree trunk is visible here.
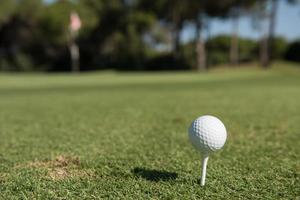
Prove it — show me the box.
[260,34,268,67]
[172,8,182,59]
[266,0,279,67]
[195,16,206,71]
[173,24,181,59]
[230,14,239,66]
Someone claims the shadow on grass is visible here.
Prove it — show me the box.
[132,167,178,182]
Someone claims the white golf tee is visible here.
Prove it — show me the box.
[201,154,209,186]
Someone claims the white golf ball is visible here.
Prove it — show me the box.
[189,115,227,154]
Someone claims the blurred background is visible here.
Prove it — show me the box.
[0,2,300,198]
[0,0,299,72]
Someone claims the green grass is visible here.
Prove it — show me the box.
[0,63,299,199]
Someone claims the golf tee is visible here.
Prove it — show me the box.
[201,154,209,186]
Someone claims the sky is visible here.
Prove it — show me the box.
[182,1,300,42]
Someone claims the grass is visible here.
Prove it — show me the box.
[0,62,299,199]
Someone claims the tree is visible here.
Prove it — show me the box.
[251,0,298,68]
[0,1,16,26]
[0,0,44,71]
[266,0,299,67]
[0,1,16,71]
[250,0,269,67]
[185,0,205,71]
[195,13,207,71]
[80,0,155,70]
[193,0,235,71]
[285,39,300,62]
[229,0,258,66]
[138,0,191,60]
[229,6,240,66]
[266,0,279,67]
[119,2,156,69]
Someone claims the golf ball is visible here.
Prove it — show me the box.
[189,115,227,154]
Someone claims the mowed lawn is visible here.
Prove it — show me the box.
[0,63,299,199]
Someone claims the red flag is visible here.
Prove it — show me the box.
[70,11,81,33]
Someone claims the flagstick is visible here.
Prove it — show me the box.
[201,154,209,186]
[69,11,81,73]
[70,41,80,73]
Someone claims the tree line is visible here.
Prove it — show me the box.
[0,0,299,72]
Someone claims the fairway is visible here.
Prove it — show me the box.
[0,63,299,199]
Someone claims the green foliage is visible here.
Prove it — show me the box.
[0,52,36,72]
[181,42,196,69]
[271,37,288,59]
[0,0,16,25]
[39,0,100,42]
[238,37,257,62]
[206,35,231,66]
[13,52,35,71]
[206,35,257,65]
[146,52,190,70]
[16,0,44,19]
[181,35,294,68]
[81,0,157,70]
[0,57,12,71]
[75,0,103,34]
[0,1,47,71]
[38,1,75,45]
[180,35,258,67]
[285,39,300,62]
[0,64,299,198]
[0,0,299,71]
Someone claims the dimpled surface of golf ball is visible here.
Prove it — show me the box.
[189,115,227,153]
